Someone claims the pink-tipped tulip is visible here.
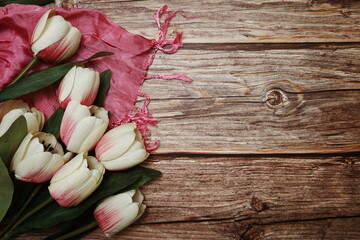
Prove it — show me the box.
[31,9,81,63]
[60,100,109,153]
[0,100,44,137]
[49,152,105,207]
[57,65,100,109]
[10,132,71,183]
[95,123,149,171]
[94,189,146,237]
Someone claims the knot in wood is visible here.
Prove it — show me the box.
[250,196,269,212]
[265,89,287,108]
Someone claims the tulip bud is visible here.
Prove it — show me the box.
[0,101,44,137]
[94,189,146,237]
[57,65,100,109]
[49,152,105,207]
[95,123,149,171]
[60,100,109,153]
[10,132,68,183]
[31,9,81,63]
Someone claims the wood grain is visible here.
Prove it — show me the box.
[13,0,360,239]
[58,0,360,43]
[83,217,360,240]
[143,45,360,99]
[138,155,360,223]
[13,155,360,239]
[145,89,360,154]
[140,46,360,154]
[15,217,360,240]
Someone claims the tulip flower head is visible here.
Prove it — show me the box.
[49,152,105,207]
[0,100,44,137]
[60,100,109,153]
[57,65,100,108]
[95,123,149,171]
[94,189,146,237]
[31,9,81,63]
[10,132,69,183]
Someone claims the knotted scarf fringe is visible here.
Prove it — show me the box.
[115,5,193,151]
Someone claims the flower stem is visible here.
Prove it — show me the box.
[10,56,39,85]
[0,183,43,237]
[53,221,98,240]
[2,196,54,240]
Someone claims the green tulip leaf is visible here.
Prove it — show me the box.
[0,52,113,103]
[93,69,112,107]
[13,166,161,233]
[0,0,54,6]
[43,107,65,139]
[44,209,97,240]
[0,116,27,167]
[0,157,14,222]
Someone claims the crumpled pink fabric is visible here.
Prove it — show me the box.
[0,4,190,150]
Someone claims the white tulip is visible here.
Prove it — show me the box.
[49,152,105,207]
[10,132,69,183]
[0,101,44,137]
[95,123,149,170]
[94,189,146,237]
[31,9,81,63]
[57,65,100,108]
[60,100,109,153]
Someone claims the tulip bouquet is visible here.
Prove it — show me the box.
[0,7,162,240]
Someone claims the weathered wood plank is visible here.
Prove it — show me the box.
[13,155,360,239]
[143,46,360,100]
[137,46,360,154]
[57,0,360,43]
[89,217,360,240]
[16,217,360,240]
[138,156,360,223]
[146,90,360,154]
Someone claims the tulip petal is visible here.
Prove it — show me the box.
[55,26,81,63]
[22,137,44,159]
[87,156,106,179]
[135,204,146,222]
[94,189,146,237]
[31,15,70,55]
[66,117,97,153]
[102,141,149,170]
[49,155,104,207]
[15,152,63,183]
[63,152,74,163]
[78,121,108,153]
[10,133,34,171]
[31,9,56,44]
[133,189,144,204]
[31,108,45,131]
[23,112,41,133]
[49,168,96,206]
[98,202,140,237]
[60,101,90,145]
[70,67,99,106]
[38,24,81,63]
[0,109,25,136]
[58,65,77,103]
[95,123,136,161]
[0,100,29,121]
[50,153,86,183]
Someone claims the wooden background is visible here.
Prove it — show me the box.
[21,0,360,239]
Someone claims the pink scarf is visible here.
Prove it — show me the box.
[0,4,191,150]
